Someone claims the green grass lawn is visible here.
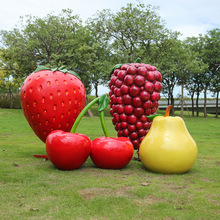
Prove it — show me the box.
[0,108,219,220]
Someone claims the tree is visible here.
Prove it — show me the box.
[185,30,220,117]
[0,50,22,107]
[0,28,36,81]
[178,49,207,117]
[87,2,168,64]
[1,9,82,77]
[156,33,184,115]
[1,9,114,95]
[203,28,220,117]
[0,10,88,93]
[80,24,112,96]
[185,72,203,117]
[210,73,220,117]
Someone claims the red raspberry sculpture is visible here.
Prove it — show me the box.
[109,58,162,150]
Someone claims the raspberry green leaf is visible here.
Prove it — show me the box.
[111,64,123,74]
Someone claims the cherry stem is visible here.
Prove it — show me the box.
[71,96,100,133]
[164,105,173,117]
[100,110,110,137]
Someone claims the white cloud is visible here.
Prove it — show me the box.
[173,24,212,39]
[1,0,219,35]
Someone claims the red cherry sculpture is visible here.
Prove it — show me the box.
[46,130,91,170]
[90,137,134,169]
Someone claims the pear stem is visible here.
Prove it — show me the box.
[164,105,173,117]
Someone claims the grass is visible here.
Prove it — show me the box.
[0,108,220,220]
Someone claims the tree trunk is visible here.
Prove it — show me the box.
[195,84,200,117]
[171,95,175,116]
[191,92,195,117]
[86,97,94,117]
[204,87,207,118]
[8,82,13,109]
[167,89,171,105]
[180,82,184,118]
[94,83,98,97]
[216,91,219,118]
[196,91,199,117]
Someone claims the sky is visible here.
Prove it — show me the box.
[0,0,219,97]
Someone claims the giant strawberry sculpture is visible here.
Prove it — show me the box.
[109,58,162,149]
[20,66,86,142]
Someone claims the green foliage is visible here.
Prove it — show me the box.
[204,29,220,97]
[0,2,219,105]
[88,3,168,64]
[184,30,219,117]
[157,34,181,100]
[0,9,111,95]
[0,109,219,219]
[203,29,220,75]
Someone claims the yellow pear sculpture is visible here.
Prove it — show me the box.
[139,106,198,174]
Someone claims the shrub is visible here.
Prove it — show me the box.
[0,93,21,109]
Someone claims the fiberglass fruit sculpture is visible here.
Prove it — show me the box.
[44,95,104,170]
[109,58,162,150]
[46,131,91,170]
[90,94,134,169]
[45,94,133,170]
[139,106,198,174]
[91,137,134,169]
[20,66,86,142]
[45,95,103,170]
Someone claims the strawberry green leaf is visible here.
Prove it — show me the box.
[146,114,163,120]
[58,68,68,73]
[52,67,58,72]
[58,65,66,71]
[67,70,81,80]
[34,65,81,80]
[33,66,50,72]
[98,94,110,112]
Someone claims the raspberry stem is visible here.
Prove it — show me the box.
[135,57,141,63]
